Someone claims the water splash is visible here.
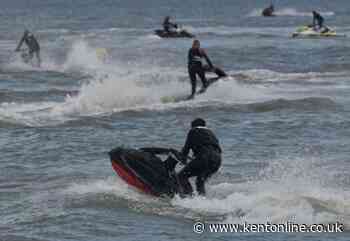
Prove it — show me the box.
[248,8,334,17]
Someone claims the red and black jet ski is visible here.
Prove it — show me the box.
[109,147,185,197]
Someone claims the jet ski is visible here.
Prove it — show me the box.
[109,147,186,197]
[292,25,345,38]
[160,65,228,103]
[262,6,275,17]
[154,29,194,38]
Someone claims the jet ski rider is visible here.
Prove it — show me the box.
[15,30,41,67]
[178,118,222,196]
[163,16,178,33]
[187,39,213,99]
[262,4,274,17]
[312,11,324,30]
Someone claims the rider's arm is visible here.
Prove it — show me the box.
[313,14,317,26]
[15,34,25,51]
[202,49,214,69]
[170,22,178,28]
[33,36,40,50]
[181,129,194,157]
[188,48,193,64]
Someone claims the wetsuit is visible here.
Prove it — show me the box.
[188,48,213,98]
[178,126,222,195]
[16,31,41,67]
[313,12,324,29]
[163,18,178,33]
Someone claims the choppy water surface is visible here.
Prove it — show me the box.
[1,0,350,240]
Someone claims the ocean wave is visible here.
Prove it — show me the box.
[62,156,350,229]
[246,97,337,112]
[230,69,350,85]
[0,89,79,103]
[37,28,72,34]
[172,155,350,228]
[213,97,338,113]
[248,8,335,17]
[164,97,338,115]
[0,74,341,127]
[1,41,346,127]
[193,26,292,37]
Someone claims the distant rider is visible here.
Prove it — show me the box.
[15,30,41,67]
[312,11,324,30]
[262,4,274,17]
[163,16,178,33]
[187,39,213,99]
[178,118,222,196]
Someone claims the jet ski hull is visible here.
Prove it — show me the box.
[262,10,275,17]
[154,29,194,38]
[292,26,346,38]
[109,147,180,197]
[111,158,153,195]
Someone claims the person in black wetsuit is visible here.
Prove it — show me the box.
[178,118,222,196]
[312,11,324,30]
[187,39,214,99]
[163,16,178,33]
[15,30,41,67]
[262,4,274,17]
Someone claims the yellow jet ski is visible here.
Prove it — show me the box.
[292,25,346,38]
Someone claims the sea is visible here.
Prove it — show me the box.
[0,0,349,240]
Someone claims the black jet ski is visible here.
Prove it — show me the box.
[262,6,275,17]
[154,29,194,38]
[198,65,228,93]
[109,147,186,197]
[204,65,227,84]
[160,65,228,103]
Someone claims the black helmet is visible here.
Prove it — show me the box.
[191,118,206,128]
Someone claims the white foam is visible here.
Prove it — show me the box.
[194,26,293,36]
[37,28,71,34]
[62,40,107,73]
[64,177,144,200]
[276,8,334,17]
[1,39,346,126]
[171,156,350,226]
[4,48,63,73]
[248,8,335,17]
[60,153,350,228]
[195,76,267,104]
[1,65,346,126]
[232,69,350,83]
[0,101,66,126]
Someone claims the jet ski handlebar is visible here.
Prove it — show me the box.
[140,147,187,164]
[140,147,172,154]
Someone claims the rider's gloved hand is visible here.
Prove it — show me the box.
[169,149,187,165]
